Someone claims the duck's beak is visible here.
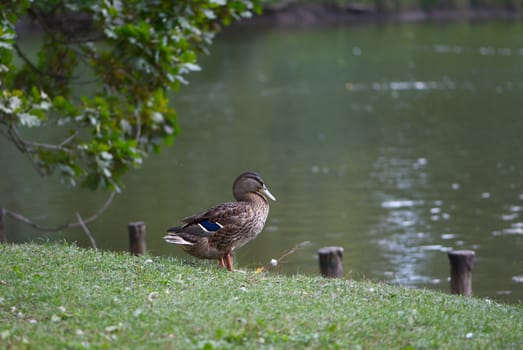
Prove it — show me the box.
[261,185,276,201]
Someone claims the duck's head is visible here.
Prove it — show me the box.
[233,171,276,203]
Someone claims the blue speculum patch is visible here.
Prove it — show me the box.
[198,219,222,232]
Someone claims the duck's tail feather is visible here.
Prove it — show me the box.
[163,232,194,246]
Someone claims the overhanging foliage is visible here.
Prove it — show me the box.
[0,0,261,192]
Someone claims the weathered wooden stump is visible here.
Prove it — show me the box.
[318,246,344,278]
[0,208,6,243]
[448,250,475,296]
[128,221,146,256]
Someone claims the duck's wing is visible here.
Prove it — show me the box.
[182,202,249,228]
[167,202,249,238]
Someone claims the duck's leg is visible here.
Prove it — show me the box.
[218,256,225,268]
[224,253,234,271]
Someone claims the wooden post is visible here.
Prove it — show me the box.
[448,250,475,297]
[318,246,344,278]
[0,208,6,243]
[128,221,146,256]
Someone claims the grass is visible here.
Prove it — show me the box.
[1,243,522,349]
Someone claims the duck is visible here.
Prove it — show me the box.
[163,171,275,271]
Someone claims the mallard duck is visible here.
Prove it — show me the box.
[163,171,275,271]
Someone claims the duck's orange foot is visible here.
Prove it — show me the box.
[225,254,233,271]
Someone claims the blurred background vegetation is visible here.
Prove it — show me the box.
[263,0,523,13]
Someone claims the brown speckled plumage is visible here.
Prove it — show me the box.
[163,172,275,271]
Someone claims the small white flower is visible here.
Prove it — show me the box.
[465,332,474,339]
[100,151,113,160]
[10,96,22,111]
[148,292,159,302]
[151,112,164,123]
[105,325,119,333]
[270,259,278,267]
[133,309,143,317]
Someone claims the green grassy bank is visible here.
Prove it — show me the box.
[1,243,522,349]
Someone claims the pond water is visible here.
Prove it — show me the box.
[2,20,523,303]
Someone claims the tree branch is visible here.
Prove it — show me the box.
[76,212,97,249]
[6,125,28,153]
[59,131,78,147]
[13,43,70,81]
[14,41,98,86]
[1,125,48,176]
[2,124,76,154]
[4,191,116,232]
[23,139,75,154]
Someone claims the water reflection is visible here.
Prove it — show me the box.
[431,44,523,57]
[494,204,523,236]
[370,147,440,286]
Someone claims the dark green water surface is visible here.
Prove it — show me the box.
[2,20,523,302]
